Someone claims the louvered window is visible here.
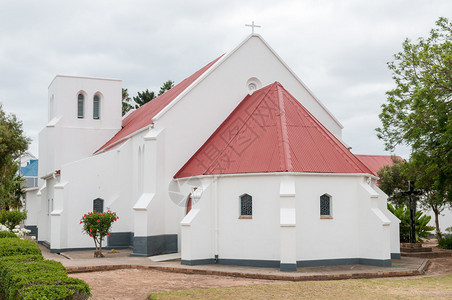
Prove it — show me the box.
[320,194,331,217]
[77,94,84,118]
[93,95,100,119]
[240,194,252,217]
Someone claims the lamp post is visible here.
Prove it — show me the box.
[400,181,422,243]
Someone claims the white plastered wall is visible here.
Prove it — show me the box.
[23,188,40,226]
[48,140,135,249]
[181,174,394,264]
[373,183,401,255]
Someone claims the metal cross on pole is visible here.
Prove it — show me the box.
[400,181,422,243]
[245,21,261,34]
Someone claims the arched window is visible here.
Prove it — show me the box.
[77,94,84,118]
[93,198,104,213]
[93,95,100,119]
[239,193,252,218]
[320,194,332,218]
[186,194,192,215]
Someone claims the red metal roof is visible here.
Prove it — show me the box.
[355,155,403,176]
[96,55,223,153]
[175,82,373,178]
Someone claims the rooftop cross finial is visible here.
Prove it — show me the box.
[245,21,261,34]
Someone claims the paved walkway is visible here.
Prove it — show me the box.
[40,245,430,281]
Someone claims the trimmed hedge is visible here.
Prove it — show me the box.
[0,239,91,299]
[0,238,41,257]
[0,259,90,299]
[0,232,17,239]
[0,254,43,264]
[18,284,91,300]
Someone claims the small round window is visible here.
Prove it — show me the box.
[246,77,262,95]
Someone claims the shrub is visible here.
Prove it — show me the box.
[0,238,41,257]
[80,210,118,257]
[387,204,435,242]
[0,210,27,231]
[0,259,90,299]
[438,236,452,250]
[0,231,18,239]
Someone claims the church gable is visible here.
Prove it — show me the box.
[175,82,372,178]
[96,34,345,155]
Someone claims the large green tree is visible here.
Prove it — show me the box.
[377,156,449,239]
[0,104,29,210]
[377,17,452,209]
[376,156,407,205]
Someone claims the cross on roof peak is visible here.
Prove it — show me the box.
[245,21,261,34]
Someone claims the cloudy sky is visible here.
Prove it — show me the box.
[0,0,450,158]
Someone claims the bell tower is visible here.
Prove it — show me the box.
[39,75,122,178]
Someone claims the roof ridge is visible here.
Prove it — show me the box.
[275,83,292,172]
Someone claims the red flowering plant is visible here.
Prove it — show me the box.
[80,210,118,257]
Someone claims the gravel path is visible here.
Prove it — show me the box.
[70,268,280,300]
[69,256,452,300]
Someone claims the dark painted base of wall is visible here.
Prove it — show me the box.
[181,259,215,266]
[38,240,131,253]
[280,263,297,272]
[391,253,401,259]
[297,258,392,267]
[131,234,178,257]
[38,240,50,249]
[25,225,38,239]
[182,257,392,271]
[38,233,176,256]
[49,246,131,253]
[108,232,134,248]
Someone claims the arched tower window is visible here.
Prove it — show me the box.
[93,94,100,119]
[320,194,332,218]
[239,193,252,218]
[77,94,84,118]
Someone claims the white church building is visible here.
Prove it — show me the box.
[26,33,400,271]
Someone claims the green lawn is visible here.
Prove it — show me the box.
[148,274,452,299]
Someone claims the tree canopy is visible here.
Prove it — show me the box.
[0,104,29,210]
[122,88,133,116]
[132,89,156,109]
[127,80,175,110]
[158,80,174,96]
[377,17,452,204]
[377,156,449,238]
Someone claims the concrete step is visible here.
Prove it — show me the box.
[148,253,181,262]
